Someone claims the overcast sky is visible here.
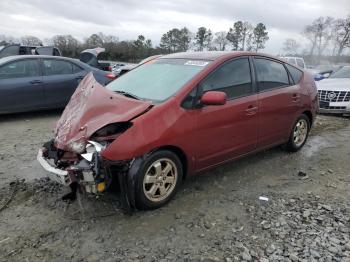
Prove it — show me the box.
[0,0,349,54]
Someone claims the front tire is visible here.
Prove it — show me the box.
[284,114,310,152]
[135,150,183,210]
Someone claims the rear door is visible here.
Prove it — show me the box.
[0,58,44,113]
[41,58,86,108]
[193,57,258,170]
[253,57,301,148]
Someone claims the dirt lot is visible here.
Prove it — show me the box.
[0,111,350,262]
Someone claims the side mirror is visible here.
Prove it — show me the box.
[200,91,227,106]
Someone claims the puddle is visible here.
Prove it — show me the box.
[302,135,331,158]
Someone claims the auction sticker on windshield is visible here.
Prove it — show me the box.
[184,60,209,67]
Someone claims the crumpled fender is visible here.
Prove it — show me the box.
[54,73,152,151]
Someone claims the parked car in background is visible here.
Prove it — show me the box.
[99,60,118,71]
[280,56,306,69]
[0,44,61,58]
[0,55,115,114]
[112,55,163,77]
[317,65,350,116]
[37,51,317,211]
[112,63,137,77]
[308,64,344,81]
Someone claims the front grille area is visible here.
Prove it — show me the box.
[320,105,346,110]
[318,90,350,102]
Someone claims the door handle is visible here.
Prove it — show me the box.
[30,80,43,84]
[245,105,258,115]
[292,93,300,102]
[75,75,84,80]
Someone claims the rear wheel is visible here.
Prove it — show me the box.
[135,150,183,210]
[284,114,310,152]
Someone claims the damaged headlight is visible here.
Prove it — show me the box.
[81,141,106,162]
[67,139,87,154]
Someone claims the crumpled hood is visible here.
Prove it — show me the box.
[54,72,152,150]
[316,78,350,91]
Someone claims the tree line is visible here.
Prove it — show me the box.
[282,15,350,64]
[0,21,269,63]
[1,15,349,65]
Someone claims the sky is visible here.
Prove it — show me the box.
[0,0,349,54]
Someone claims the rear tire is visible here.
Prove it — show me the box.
[284,114,310,152]
[134,150,183,210]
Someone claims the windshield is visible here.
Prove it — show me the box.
[329,67,350,78]
[106,58,210,101]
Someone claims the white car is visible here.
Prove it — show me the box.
[317,66,350,115]
[280,56,306,69]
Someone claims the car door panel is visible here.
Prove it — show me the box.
[257,85,301,147]
[194,95,258,171]
[0,59,44,113]
[189,57,258,171]
[41,59,86,108]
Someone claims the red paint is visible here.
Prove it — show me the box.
[54,73,152,151]
[55,52,317,176]
[200,91,227,105]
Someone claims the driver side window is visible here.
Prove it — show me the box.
[199,58,253,99]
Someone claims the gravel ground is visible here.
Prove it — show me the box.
[0,111,349,262]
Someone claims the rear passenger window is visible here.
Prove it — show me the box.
[255,58,290,91]
[200,58,253,99]
[0,59,39,79]
[43,59,73,76]
[285,64,303,84]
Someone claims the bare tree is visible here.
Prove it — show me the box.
[332,16,350,60]
[21,35,42,46]
[213,31,229,51]
[282,38,300,55]
[52,35,80,57]
[303,16,333,59]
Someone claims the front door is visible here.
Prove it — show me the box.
[193,57,258,171]
[0,58,44,113]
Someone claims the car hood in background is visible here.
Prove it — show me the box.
[316,78,350,91]
[54,73,152,150]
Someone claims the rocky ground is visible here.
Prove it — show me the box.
[0,111,349,262]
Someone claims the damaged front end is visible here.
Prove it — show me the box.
[37,73,152,212]
[38,139,117,194]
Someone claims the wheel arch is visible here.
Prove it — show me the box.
[302,110,313,127]
[152,145,189,180]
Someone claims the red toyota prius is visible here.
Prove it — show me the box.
[37,51,318,211]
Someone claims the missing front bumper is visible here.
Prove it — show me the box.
[37,140,137,213]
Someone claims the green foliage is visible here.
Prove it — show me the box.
[226,21,268,52]
[160,27,191,53]
[194,27,213,51]
[250,23,269,52]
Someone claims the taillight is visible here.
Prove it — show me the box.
[106,73,116,80]
[108,66,112,71]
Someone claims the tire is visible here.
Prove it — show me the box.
[134,150,183,210]
[284,114,310,152]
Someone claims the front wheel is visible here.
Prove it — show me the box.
[284,114,310,152]
[135,150,183,210]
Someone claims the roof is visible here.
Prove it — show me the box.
[160,51,252,61]
[0,55,80,64]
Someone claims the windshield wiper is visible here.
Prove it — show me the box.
[114,90,140,100]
